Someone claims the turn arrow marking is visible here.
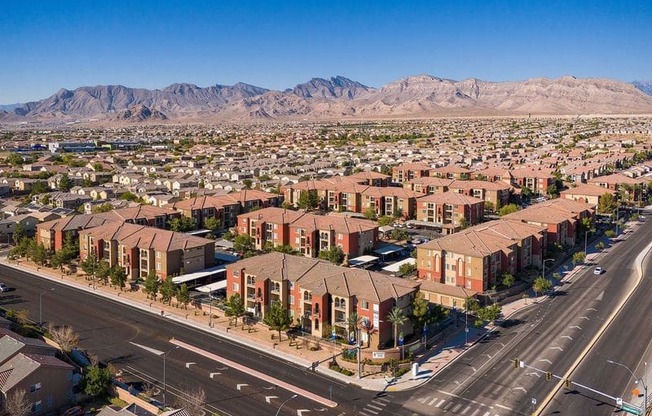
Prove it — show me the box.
[209,372,221,379]
[297,410,310,416]
[265,396,279,403]
[185,362,196,368]
[237,383,249,391]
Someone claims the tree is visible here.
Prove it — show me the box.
[30,181,49,196]
[263,300,292,341]
[31,243,48,266]
[12,223,25,245]
[4,389,30,416]
[346,312,363,344]
[297,191,319,211]
[390,228,410,241]
[377,215,394,227]
[386,307,408,348]
[501,273,516,288]
[169,216,196,232]
[5,153,25,167]
[233,234,255,256]
[58,173,72,192]
[119,191,140,202]
[498,203,519,216]
[398,262,417,276]
[47,324,79,353]
[176,283,191,309]
[484,201,495,212]
[95,260,111,285]
[532,276,552,297]
[465,297,480,313]
[572,251,586,266]
[242,179,253,189]
[173,387,206,416]
[359,318,375,348]
[363,207,377,220]
[597,193,618,214]
[109,265,127,290]
[92,203,114,213]
[80,253,99,283]
[410,292,433,334]
[204,216,221,237]
[475,304,502,326]
[458,218,469,230]
[160,278,175,305]
[318,246,344,264]
[143,271,160,300]
[83,364,112,397]
[224,293,245,327]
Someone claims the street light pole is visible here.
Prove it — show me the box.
[584,230,588,254]
[275,394,298,416]
[39,288,54,327]
[607,359,648,415]
[162,346,179,409]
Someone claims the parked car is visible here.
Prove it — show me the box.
[0,283,8,292]
[593,267,603,275]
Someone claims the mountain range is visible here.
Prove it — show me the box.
[2,75,652,124]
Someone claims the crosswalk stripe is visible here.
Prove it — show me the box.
[461,406,471,415]
[360,409,377,415]
[435,399,446,408]
[359,411,375,416]
[452,404,462,412]
[470,409,480,416]
[483,412,491,416]
[376,397,390,404]
[367,404,383,411]
[428,397,439,406]
[443,402,453,410]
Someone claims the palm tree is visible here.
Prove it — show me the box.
[387,307,408,348]
[347,312,363,345]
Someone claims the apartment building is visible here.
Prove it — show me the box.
[391,162,432,184]
[416,219,546,300]
[416,191,484,234]
[226,252,419,349]
[78,222,215,280]
[237,207,378,258]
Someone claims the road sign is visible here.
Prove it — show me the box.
[620,404,641,415]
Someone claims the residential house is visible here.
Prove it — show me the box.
[415,191,484,234]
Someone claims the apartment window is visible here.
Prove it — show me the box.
[338,233,343,240]
[232,283,239,291]
[31,401,42,413]
[361,300,369,310]
[156,262,161,271]
[29,383,42,393]
[156,251,161,258]
[289,295,294,305]
[233,270,239,277]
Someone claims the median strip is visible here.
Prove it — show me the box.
[170,338,338,408]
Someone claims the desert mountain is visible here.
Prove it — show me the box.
[114,105,168,122]
[633,81,652,96]
[6,75,652,123]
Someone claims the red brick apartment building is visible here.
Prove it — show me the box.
[237,207,378,259]
[79,222,215,280]
[226,252,419,349]
[416,191,484,234]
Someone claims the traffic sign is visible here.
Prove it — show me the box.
[620,404,641,415]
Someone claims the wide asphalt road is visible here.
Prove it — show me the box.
[0,263,388,416]
[393,219,652,416]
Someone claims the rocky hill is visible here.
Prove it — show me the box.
[5,75,652,123]
[633,81,652,96]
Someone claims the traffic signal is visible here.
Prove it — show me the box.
[513,358,519,369]
[565,379,572,388]
[545,371,552,381]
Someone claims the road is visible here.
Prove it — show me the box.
[394,219,652,416]
[0,263,391,416]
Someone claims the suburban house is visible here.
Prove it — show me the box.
[78,222,216,280]
[226,252,420,349]
[0,329,75,416]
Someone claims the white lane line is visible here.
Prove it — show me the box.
[495,404,512,410]
[129,341,164,355]
[549,346,563,351]
[561,335,573,341]
[538,358,552,364]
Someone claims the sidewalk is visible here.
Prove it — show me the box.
[0,220,641,392]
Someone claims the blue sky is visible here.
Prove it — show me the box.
[1,0,651,103]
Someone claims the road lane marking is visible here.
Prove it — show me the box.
[561,335,573,341]
[265,396,278,403]
[129,341,164,355]
[452,403,462,412]
[236,383,248,390]
[367,404,383,411]
[495,404,511,410]
[209,372,221,378]
[435,399,445,407]
[427,397,438,406]
[461,406,471,414]
[185,362,196,368]
[538,359,552,364]
[548,346,563,351]
[579,316,590,320]
[171,338,338,408]
[569,325,582,330]
[470,410,480,416]
[443,402,453,410]
[595,291,603,301]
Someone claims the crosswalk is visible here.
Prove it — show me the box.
[359,394,391,416]
[414,395,504,416]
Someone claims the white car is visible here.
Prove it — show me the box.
[0,283,8,292]
[593,267,603,275]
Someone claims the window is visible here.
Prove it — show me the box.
[233,270,239,277]
[31,401,42,413]
[289,295,294,305]
[156,262,161,271]
[361,300,369,310]
[232,283,239,292]
[156,251,161,258]
[30,383,42,393]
